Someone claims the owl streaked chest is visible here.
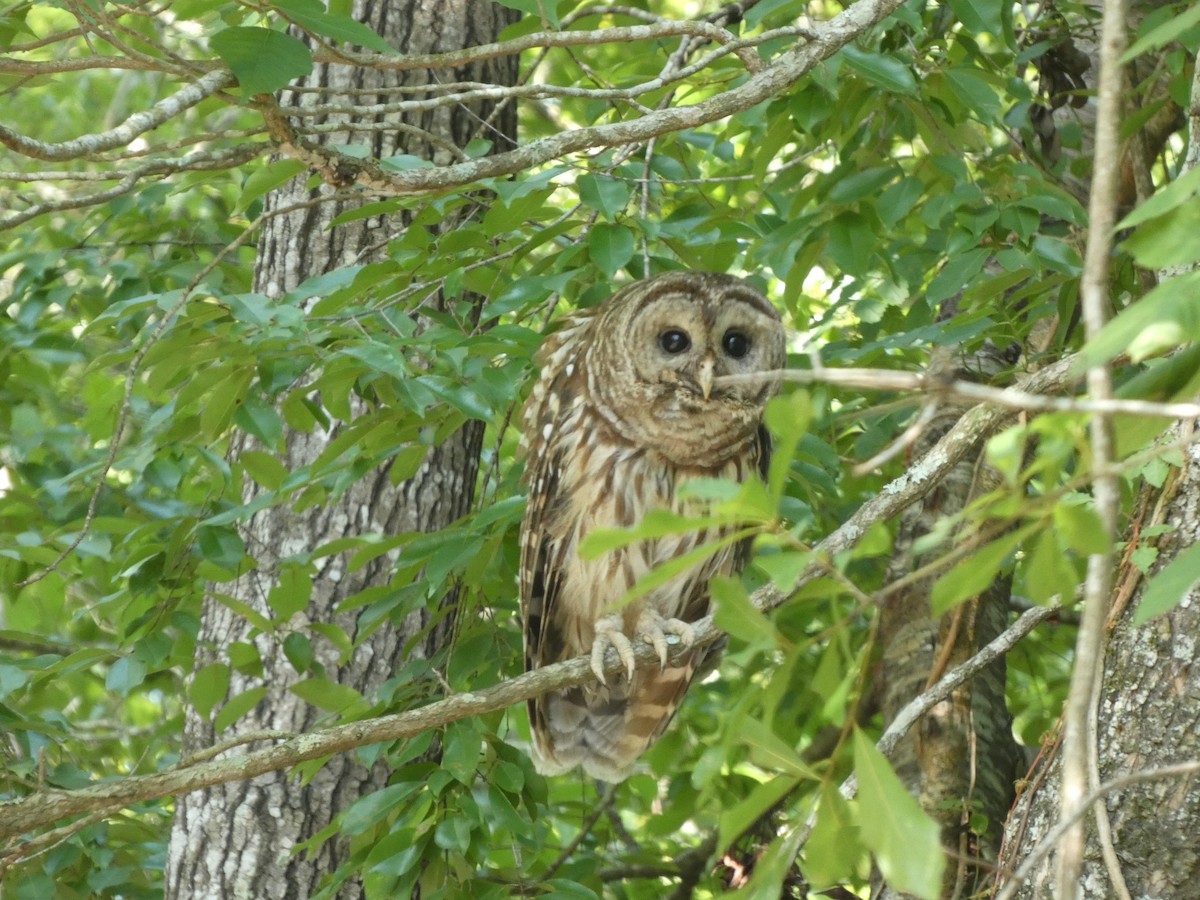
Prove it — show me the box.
[552,411,748,639]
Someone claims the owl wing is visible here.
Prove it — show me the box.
[518,313,592,675]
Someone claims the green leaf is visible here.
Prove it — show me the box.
[717,774,802,851]
[1118,165,1200,229]
[343,779,427,835]
[0,664,28,701]
[1053,499,1110,556]
[738,717,814,777]
[826,211,876,275]
[877,176,924,228]
[241,449,289,490]
[210,27,313,96]
[200,367,253,439]
[441,721,482,784]
[105,655,147,696]
[1121,3,1200,62]
[269,564,313,618]
[235,397,285,449]
[804,784,863,889]
[944,68,1002,121]
[588,224,635,279]
[1080,271,1200,366]
[197,524,247,570]
[214,685,267,732]
[1122,201,1200,269]
[290,677,363,712]
[191,663,230,719]
[927,248,990,304]
[282,632,315,673]
[1133,541,1200,626]
[764,391,811,503]
[947,0,1003,35]
[617,531,752,607]
[1022,529,1080,605]
[853,729,944,899]
[236,159,308,213]
[272,0,394,53]
[840,46,917,95]
[434,814,472,852]
[828,166,896,204]
[577,174,630,219]
[710,576,777,645]
[930,530,1025,615]
[492,0,560,28]
[578,509,739,558]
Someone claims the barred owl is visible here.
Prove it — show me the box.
[518,271,786,781]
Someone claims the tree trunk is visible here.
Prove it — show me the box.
[996,436,1200,897]
[165,2,516,897]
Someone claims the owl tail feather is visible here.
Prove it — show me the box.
[530,660,696,782]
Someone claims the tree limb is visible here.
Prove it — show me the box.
[0,69,236,162]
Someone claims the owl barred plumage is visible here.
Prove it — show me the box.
[518,272,787,781]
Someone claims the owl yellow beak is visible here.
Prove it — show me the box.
[697,356,715,400]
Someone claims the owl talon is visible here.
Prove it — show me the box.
[636,611,695,668]
[591,616,637,684]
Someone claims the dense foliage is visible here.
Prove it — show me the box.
[1,0,1198,896]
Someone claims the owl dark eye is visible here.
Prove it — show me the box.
[659,329,691,354]
[722,329,751,359]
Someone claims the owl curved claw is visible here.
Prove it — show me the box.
[591,612,696,683]
[591,615,636,684]
[637,610,695,668]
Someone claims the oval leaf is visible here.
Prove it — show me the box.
[210,27,313,96]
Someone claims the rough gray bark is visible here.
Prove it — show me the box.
[996,437,1200,898]
[165,2,517,897]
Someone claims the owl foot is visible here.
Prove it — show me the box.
[636,610,695,669]
[590,613,696,683]
[591,615,637,684]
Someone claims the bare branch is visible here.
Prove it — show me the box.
[714,366,1200,421]
[0,144,265,232]
[0,69,235,162]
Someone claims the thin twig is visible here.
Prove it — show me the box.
[713,366,1200,421]
[1055,2,1128,897]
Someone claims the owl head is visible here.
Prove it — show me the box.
[585,272,786,468]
